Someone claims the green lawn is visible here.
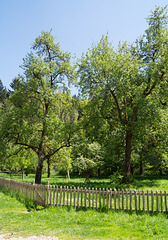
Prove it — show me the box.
[1,174,168,239]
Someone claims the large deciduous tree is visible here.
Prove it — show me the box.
[77,6,168,182]
[0,31,77,184]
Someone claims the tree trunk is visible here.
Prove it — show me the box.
[47,159,50,178]
[67,169,70,179]
[22,171,24,180]
[139,158,143,175]
[35,150,44,184]
[123,129,133,182]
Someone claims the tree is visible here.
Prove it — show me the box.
[0,31,77,184]
[77,6,168,182]
[0,80,7,104]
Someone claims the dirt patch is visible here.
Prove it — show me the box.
[0,234,61,240]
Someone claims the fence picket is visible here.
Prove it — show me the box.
[147,190,149,211]
[77,187,79,208]
[92,188,94,209]
[114,189,117,210]
[56,186,59,207]
[156,190,159,211]
[67,186,69,207]
[165,190,167,212]
[118,189,120,210]
[81,187,83,207]
[99,188,101,208]
[130,190,132,211]
[151,190,154,213]
[53,185,55,206]
[142,190,145,211]
[84,187,87,208]
[134,190,137,211]
[160,190,163,212]
[126,189,128,210]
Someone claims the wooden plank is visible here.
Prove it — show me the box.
[63,186,66,206]
[70,186,72,206]
[56,186,59,207]
[84,187,87,208]
[114,189,117,210]
[88,187,91,208]
[103,188,105,208]
[95,188,98,209]
[134,190,137,211]
[53,185,55,206]
[106,188,109,210]
[77,187,80,208]
[74,187,76,207]
[156,190,159,211]
[81,187,83,207]
[99,188,101,209]
[160,190,163,212]
[122,189,124,210]
[130,190,132,211]
[164,190,167,213]
[110,188,112,209]
[67,186,69,207]
[46,181,49,206]
[92,188,94,209]
[142,190,145,211]
[60,186,62,206]
[151,190,154,213]
[118,189,120,210]
[138,190,141,211]
[126,189,128,210]
[50,185,52,205]
[147,190,149,211]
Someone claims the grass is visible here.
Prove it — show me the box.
[1,173,168,239]
[1,187,168,240]
[0,172,168,191]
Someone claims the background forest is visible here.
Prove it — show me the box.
[0,6,168,184]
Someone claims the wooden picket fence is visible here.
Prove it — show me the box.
[0,177,168,213]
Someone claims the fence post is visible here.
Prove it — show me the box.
[164,190,167,213]
[47,181,49,206]
[33,180,35,203]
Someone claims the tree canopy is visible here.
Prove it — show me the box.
[0,6,168,183]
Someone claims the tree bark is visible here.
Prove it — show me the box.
[67,169,70,179]
[47,158,50,178]
[35,149,44,184]
[123,129,133,182]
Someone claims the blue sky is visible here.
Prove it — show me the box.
[1,0,167,93]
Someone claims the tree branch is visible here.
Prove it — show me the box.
[109,89,126,124]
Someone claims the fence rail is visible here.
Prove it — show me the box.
[0,177,168,213]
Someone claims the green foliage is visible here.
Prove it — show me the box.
[77,6,168,181]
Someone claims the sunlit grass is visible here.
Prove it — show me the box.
[1,187,168,239]
[0,172,168,191]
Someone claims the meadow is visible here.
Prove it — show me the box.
[1,173,168,239]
